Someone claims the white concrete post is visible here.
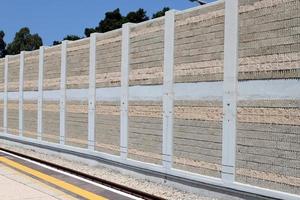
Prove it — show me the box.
[37,46,44,140]
[222,0,240,183]
[162,10,176,171]
[120,23,132,160]
[60,41,68,145]
[19,51,25,137]
[88,33,98,150]
[3,56,8,133]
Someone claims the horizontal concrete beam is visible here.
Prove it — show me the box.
[1,80,300,101]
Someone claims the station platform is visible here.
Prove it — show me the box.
[0,163,77,200]
[0,151,139,200]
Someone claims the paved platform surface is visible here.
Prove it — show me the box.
[0,163,78,200]
[0,151,137,200]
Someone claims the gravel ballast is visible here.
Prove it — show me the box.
[0,139,245,200]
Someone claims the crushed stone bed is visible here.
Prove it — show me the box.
[0,140,243,200]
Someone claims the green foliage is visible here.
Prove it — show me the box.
[52,40,61,46]
[84,28,96,37]
[63,35,81,41]
[52,35,81,46]
[6,27,42,55]
[152,7,170,19]
[125,8,149,23]
[189,0,206,5]
[0,30,7,58]
[84,8,159,37]
[97,8,124,33]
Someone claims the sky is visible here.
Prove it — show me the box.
[1,0,216,46]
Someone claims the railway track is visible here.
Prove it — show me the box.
[0,147,165,200]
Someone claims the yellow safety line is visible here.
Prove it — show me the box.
[0,164,78,200]
[0,156,108,200]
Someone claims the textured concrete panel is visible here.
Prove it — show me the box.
[129,19,165,86]
[236,0,300,194]
[23,100,37,139]
[96,30,122,88]
[67,39,90,89]
[173,100,222,178]
[0,59,4,91]
[238,0,300,80]
[42,101,60,143]
[0,102,3,132]
[95,101,120,155]
[24,50,39,91]
[43,46,61,90]
[7,101,18,135]
[65,100,88,148]
[237,99,300,195]
[128,101,163,164]
[174,3,225,83]
[7,55,20,92]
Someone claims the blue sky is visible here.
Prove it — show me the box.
[1,0,215,46]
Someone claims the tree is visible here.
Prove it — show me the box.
[6,27,42,55]
[84,8,150,37]
[52,40,61,46]
[63,35,81,41]
[0,30,7,58]
[97,8,124,33]
[125,8,149,23]
[152,7,170,19]
[52,35,81,46]
[84,28,96,37]
[189,0,207,5]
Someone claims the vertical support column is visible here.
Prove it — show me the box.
[120,23,132,160]
[162,10,176,171]
[19,51,25,137]
[37,46,44,140]
[3,56,8,133]
[222,0,240,183]
[60,41,67,145]
[88,33,98,150]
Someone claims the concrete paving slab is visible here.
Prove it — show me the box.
[0,163,78,200]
